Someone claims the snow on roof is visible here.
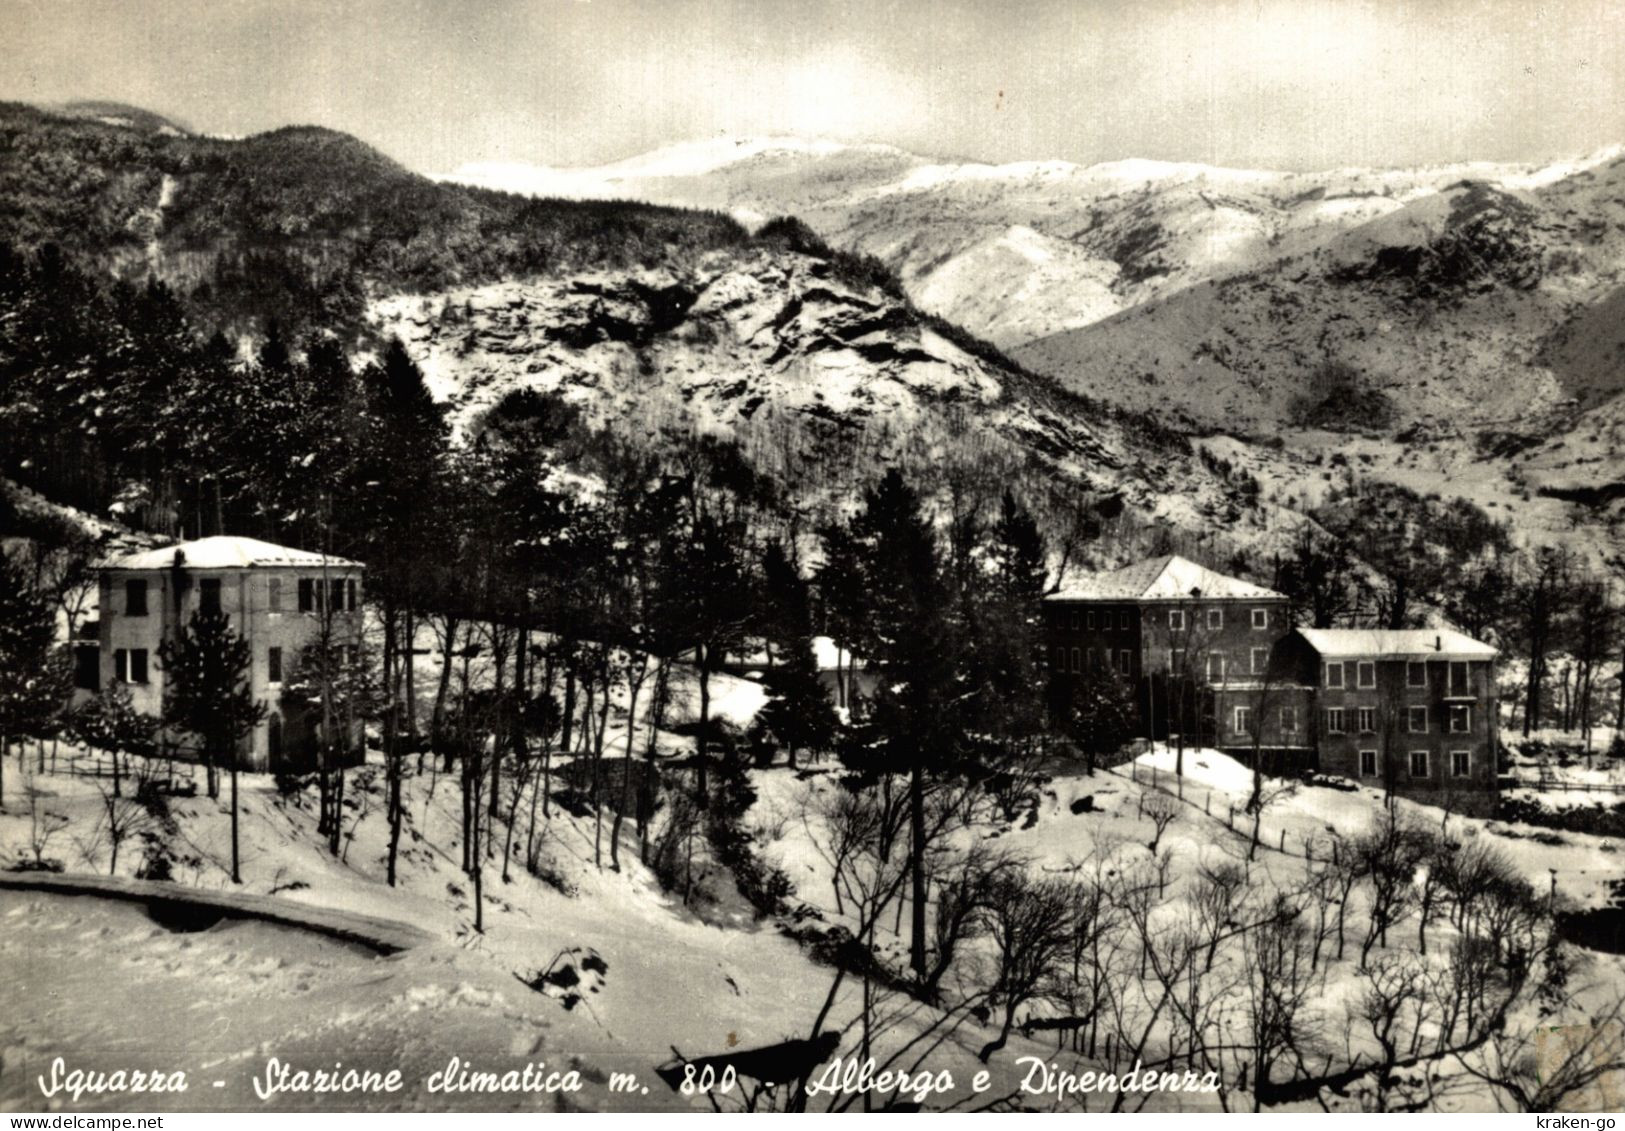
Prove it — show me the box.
[1047,555,1283,602]
[1296,627,1496,660]
[108,536,362,571]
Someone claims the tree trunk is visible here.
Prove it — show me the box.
[909,763,927,977]
[229,755,241,884]
[611,664,640,873]
[696,646,711,806]
[432,615,459,756]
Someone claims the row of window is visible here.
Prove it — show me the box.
[1233,703,1473,738]
[1054,647,1134,676]
[101,644,357,688]
[1060,610,1136,632]
[1324,659,1473,694]
[1054,647,1270,680]
[1359,748,1473,780]
[1171,648,1269,678]
[1232,705,1299,734]
[1056,607,1274,633]
[1168,607,1270,632]
[122,577,360,617]
[1324,704,1472,735]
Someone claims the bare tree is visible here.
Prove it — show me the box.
[1142,790,1181,853]
[1242,894,1322,1110]
[978,874,1077,1062]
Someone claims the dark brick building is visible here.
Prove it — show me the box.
[1046,555,1498,812]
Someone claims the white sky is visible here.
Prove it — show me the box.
[4,0,1623,173]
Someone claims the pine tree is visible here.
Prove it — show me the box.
[663,508,752,804]
[159,606,266,883]
[757,541,835,765]
[0,547,68,810]
[67,680,159,798]
[837,468,964,978]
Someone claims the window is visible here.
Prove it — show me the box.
[1251,647,1269,674]
[114,648,148,684]
[1170,648,1186,672]
[1085,611,1095,631]
[125,579,148,616]
[1357,661,1376,689]
[1407,661,1427,688]
[347,579,358,611]
[1358,706,1376,734]
[1409,750,1430,779]
[1070,610,1080,631]
[1052,646,1065,670]
[268,577,283,613]
[298,578,315,613]
[1206,652,1225,681]
[1119,612,1132,632]
[1359,750,1378,777]
[1169,609,1185,631]
[267,646,283,684]
[1326,708,1345,734]
[1448,705,1471,734]
[1086,648,1097,671]
[1251,608,1268,630]
[1280,706,1297,733]
[1451,750,1471,778]
[1116,650,1132,675]
[1408,706,1428,733]
[1208,608,1223,630]
[1325,662,1344,689]
[1449,661,1470,697]
[1234,706,1252,735]
[199,578,221,616]
[74,645,100,691]
[346,645,360,667]
[1070,648,1082,674]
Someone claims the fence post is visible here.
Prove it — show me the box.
[1280,828,1287,852]
[1204,793,1211,816]
[1177,775,1184,801]
[1227,805,1234,828]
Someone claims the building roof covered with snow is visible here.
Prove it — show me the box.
[1046,554,1283,602]
[108,535,362,571]
[1295,627,1496,660]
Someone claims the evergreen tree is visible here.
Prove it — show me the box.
[837,468,965,978]
[757,540,835,765]
[67,680,159,798]
[0,547,68,809]
[159,606,266,883]
[663,508,753,804]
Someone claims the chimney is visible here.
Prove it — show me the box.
[1435,634,1441,652]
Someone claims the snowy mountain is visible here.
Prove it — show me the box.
[366,245,1274,549]
[1016,161,1625,431]
[445,136,1625,551]
[443,138,1625,352]
[0,102,1289,569]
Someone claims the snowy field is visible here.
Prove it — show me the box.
[4,672,1625,1112]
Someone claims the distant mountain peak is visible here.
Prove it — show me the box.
[42,100,191,135]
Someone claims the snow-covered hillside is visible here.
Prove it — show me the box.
[367,246,1280,552]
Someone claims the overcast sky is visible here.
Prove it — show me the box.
[5,0,1623,173]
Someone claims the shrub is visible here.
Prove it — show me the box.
[1289,361,1396,432]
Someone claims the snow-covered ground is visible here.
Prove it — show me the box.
[6,702,1625,1111]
